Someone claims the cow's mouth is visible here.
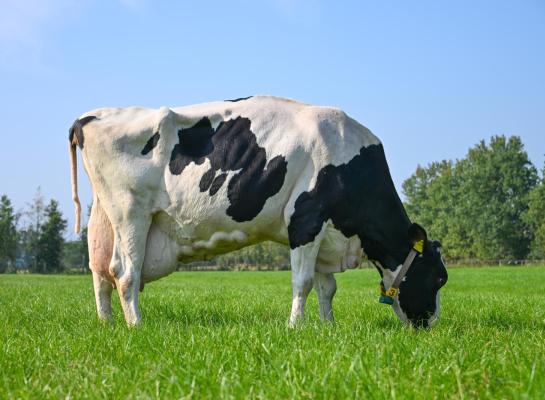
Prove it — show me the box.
[409,318,430,329]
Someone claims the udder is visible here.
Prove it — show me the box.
[88,197,115,283]
[141,221,180,283]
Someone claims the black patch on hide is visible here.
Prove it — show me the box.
[209,173,228,196]
[140,132,160,155]
[225,96,253,102]
[169,116,287,222]
[287,144,410,266]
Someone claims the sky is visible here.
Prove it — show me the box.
[0,0,544,239]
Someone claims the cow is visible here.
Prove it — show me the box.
[68,95,448,328]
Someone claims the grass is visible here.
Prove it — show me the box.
[1,267,545,399]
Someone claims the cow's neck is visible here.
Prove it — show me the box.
[357,156,412,271]
[360,216,411,272]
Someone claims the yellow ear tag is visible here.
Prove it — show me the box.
[385,287,399,297]
[413,239,424,254]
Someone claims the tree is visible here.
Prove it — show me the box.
[62,218,89,272]
[403,161,457,242]
[403,160,470,259]
[62,240,82,270]
[79,203,92,272]
[36,199,67,273]
[525,164,545,258]
[457,136,537,259]
[22,188,45,272]
[0,195,18,273]
[80,224,89,272]
[403,136,538,260]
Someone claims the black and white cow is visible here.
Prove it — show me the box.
[69,95,447,327]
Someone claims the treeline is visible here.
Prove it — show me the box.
[186,242,291,271]
[0,189,88,273]
[403,135,544,262]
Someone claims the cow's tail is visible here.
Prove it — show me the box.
[68,115,97,235]
[69,139,81,235]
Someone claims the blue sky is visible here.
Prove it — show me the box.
[1,0,544,238]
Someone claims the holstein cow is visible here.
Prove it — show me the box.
[69,95,447,328]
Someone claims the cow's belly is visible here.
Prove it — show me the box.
[140,212,257,282]
[141,215,363,281]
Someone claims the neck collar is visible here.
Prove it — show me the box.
[378,239,424,305]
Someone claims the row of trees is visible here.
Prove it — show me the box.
[0,189,88,273]
[191,241,291,271]
[403,135,544,261]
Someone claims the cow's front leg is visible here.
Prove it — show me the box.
[314,271,337,322]
[92,271,113,321]
[289,239,322,327]
[109,216,151,326]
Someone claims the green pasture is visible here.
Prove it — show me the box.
[1,267,545,399]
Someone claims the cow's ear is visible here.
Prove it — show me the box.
[408,223,427,248]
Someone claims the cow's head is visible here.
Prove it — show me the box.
[383,223,448,328]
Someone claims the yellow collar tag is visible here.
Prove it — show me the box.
[413,240,424,254]
[385,287,399,297]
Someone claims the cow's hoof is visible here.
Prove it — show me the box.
[125,318,142,328]
[97,315,114,325]
[287,318,304,329]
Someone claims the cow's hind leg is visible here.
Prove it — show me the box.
[314,272,337,322]
[288,237,323,327]
[92,272,113,321]
[106,211,152,327]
